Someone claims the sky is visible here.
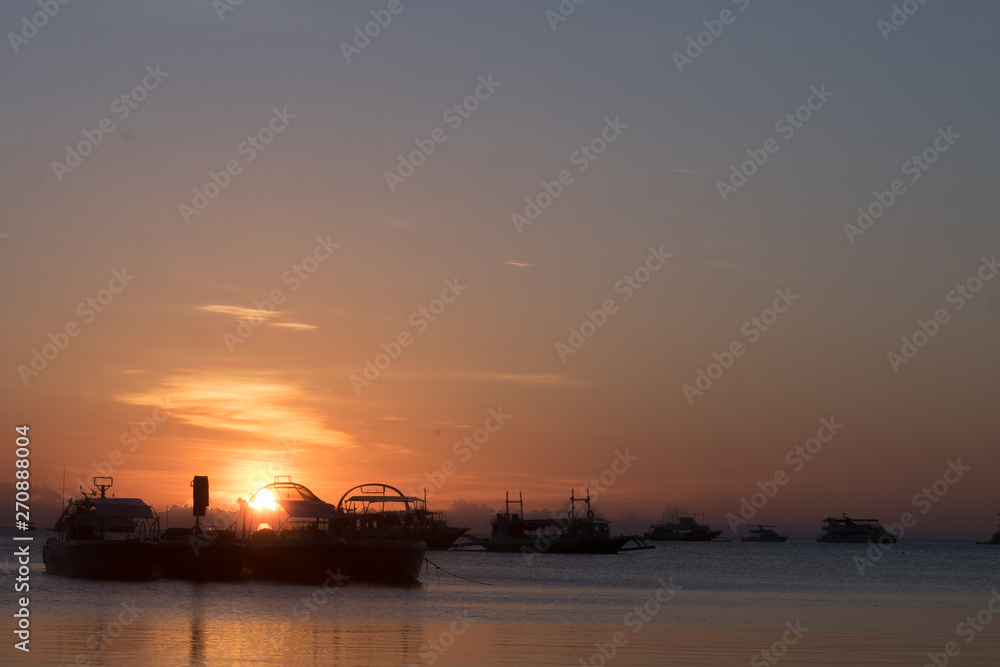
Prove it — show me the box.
[2,1,998,539]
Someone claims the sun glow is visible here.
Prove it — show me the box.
[249,489,278,511]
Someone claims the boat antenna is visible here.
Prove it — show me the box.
[569,489,575,521]
[61,467,66,507]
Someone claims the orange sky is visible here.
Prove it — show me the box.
[3,2,998,539]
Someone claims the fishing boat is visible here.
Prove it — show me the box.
[241,477,426,584]
[976,515,1000,545]
[483,490,652,554]
[816,513,897,544]
[644,511,722,541]
[740,524,788,543]
[154,476,246,580]
[43,477,159,580]
[336,483,469,550]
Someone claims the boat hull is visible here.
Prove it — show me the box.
[154,539,247,581]
[741,536,789,543]
[644,532,722,542]
[344,539,427,582]
[43,538,156,580]
[423,528,470,550]
[483,535,636,554]
[247,537,426,584]
[816,535,897,544]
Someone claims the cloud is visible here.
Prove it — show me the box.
[505,260,535,267]
[115,369,354,448]
[439,370,591,386]
[197,304,318,330]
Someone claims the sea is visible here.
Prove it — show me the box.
[3,529,1000,666]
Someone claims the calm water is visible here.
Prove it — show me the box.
[3,529,999,666]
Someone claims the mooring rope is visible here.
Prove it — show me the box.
[423,557,496,586]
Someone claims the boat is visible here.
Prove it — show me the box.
[976,515,1000,544]
[43,476,159,580]
[644,511,722,541]
[240,477,426,584]
[153,476,247,580]
[483,490,652,554]
[335,483,469,550]
[740,524,788,543]
[816,513,897,544]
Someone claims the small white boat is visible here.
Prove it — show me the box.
[741,524,788,543]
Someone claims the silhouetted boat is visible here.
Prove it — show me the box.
[43,477,158,580]
[976,516,1000,544]
[644,511,722,541]
[335,483,469,550]
[240,477,425,584]
[153,476,246,580]
[816,513,897,544]
[740,524,788,543]
[483,490,652,554]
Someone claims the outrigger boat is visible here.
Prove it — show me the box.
[816,513,897,544]
[336,483,469,550]
[741,524,789,543]
[154,476,246,581]
[480,490,653,554]
[644,511,722,541]
[976,515,1000,545]
[44,477,159,580]
[241,477,426,584]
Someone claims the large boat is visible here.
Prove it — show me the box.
[483,490,652,554]
[740,524,788,543]
[644,511,722,541]
[43,477,159,580]
[335,483,469,550]
[154,476,247,581]
[816,513,897,544]
[240,477,426,584]
[976,516,1000,545]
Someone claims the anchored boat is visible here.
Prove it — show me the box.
[154,476,246,581]
[482,490,652,554]
[644,511,722,541]
[43,477,159,580]
[336,483,469,550]
[740,524,789,543]
[816,513,897,544]
[241,477,426,584]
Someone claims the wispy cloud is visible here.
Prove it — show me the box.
[116,369,354,448]
[505,260,535,268]
[197,304,318,330]
[440,370,591,386]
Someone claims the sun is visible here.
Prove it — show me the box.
[249,488,277,511]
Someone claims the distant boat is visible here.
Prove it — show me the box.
[43,476,159,580]
[335,483,469,550]
[644,511,722,541]
[976,516,1000,545]
[26,521,36,531]
[483,490,652,554]
[741,524,788,543]
[816,513,897,544]
[241,477,426,584]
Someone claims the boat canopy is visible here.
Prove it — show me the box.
[343,495,422,504]
[277,499,342,519]
[85,498,156,519]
